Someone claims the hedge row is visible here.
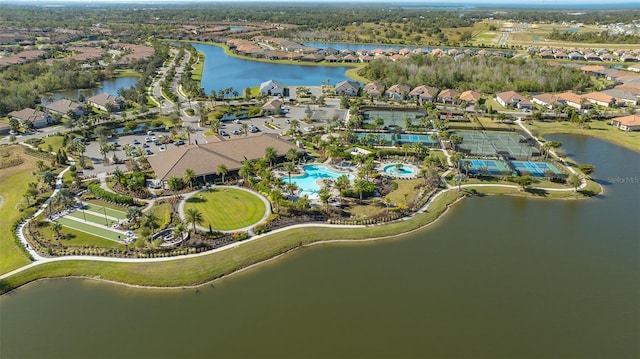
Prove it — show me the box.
[88,184,135,206]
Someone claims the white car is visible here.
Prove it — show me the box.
[158,145,166,151]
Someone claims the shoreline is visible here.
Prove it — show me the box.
[1,180,603,295]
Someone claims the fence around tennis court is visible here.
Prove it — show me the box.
[454,130,540,160]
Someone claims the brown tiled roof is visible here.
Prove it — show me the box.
[556,92,584,105]
[612,114,640,127]
[148,133,299,181]
[459,90,482,102]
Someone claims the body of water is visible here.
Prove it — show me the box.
[44,77,139,103]
[192,43,351,95]
[1,134,639,358]
[290,164,353,199]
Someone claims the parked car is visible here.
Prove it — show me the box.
[234,119,241,124]
[174,140,185,146]
[158,145,166,151]
[145,136,151,142]
[142,143,149,148]
[232,129,241,135]
[249,126,259,133]
[219,130,228,136]
[133,139,140,145]
[145,149,153,155]
[147,130,154,135]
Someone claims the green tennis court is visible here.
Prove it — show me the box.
[55,217,124,241]
[454,130,538,159]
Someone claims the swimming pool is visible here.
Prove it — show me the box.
[291,165,353,199]
[383,164,415,177]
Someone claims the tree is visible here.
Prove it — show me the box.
[241,122,249,136]
[263,146,277,168]
[334,174,351,200]
[183,125,196,144]
[285,182,298,197]
[216,164,229,183]
[51,221,63,241]
[283,161,296,184]
[449,134,463,151]
[462,160,472,177]
[239,160,253,182]
[142,211,159,235]
[183,168,196,190]
[285,148,299,165]
[567,173,581,192]
[126,206,143,226]
[270,188,283,213]
[41,170,56,190]
[318,187,332,213]
[514,175,534,191]
[354,179,368,202]
[578,164,595,176]
[167,176,184,193]
[184,207,204,234]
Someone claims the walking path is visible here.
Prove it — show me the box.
[2,126,591,281]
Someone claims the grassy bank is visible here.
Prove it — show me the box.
[0,190,463,293]
[463,179,602,199]
[527,120,640,152]
[191,51,205,82]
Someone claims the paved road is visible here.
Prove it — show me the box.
[498,32,509,46]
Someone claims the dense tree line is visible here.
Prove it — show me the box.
[548,29,640,44]
[358,55,595,94]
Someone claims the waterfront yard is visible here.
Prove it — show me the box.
[184,188,267,231]
[527,119,640,152]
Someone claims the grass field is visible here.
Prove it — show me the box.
[386,179,423,206]
[184,188,266,231]
[38,135,64,153]
[84,204,127,220]
[55,217,123,241]
[39,221,125,249]
[191,51,205,81]
[527,119,640,152]
[0,146,36,274]
[0,190,464,293]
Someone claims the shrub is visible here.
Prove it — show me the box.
[88,184,135,205]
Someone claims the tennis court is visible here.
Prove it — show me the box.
[460,159,515,176]
[84,203,128,220]
[511,161,564,177]
[356,132,439,147]
[455,130,538,159]
[362,109,426,128]
[53,204,128,242]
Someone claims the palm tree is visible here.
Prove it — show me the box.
[318,187,331,213]
[142,212,159,236]
[239,160,253,182]
[283,161,296,184]
[51,221,63,241]
[285,182,298,197]
[285,148,299,165]
[126,206,143,226]
[270,188,283,213]
[241,122,249,136]
[354,179,368,202]
[216,164,229,184]
[263,146,277,168]
[112,166,124,188]
[172,223,186,240]
[196,102,207,125]
[462,160,472,177]
[183,168,196,190]
[183,125,196,144]
[334,174,350,200]
[167,176,183,194]
[184,208,203,234]
[288,119,300,137]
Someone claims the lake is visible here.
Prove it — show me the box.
[44,76,139,103]
[1,134,639,358]
[191,43,351,95]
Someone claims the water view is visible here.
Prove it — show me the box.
[191,43,351,94]
[290,164,353,198]
[1,134,638,358]
[44,76,139,103]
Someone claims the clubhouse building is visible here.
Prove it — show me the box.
[147,133,300,187]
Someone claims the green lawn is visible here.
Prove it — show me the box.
[184,188,267,230]
[38,135,64,153]
[0,147,36,274]
[56,217,123,241]
[84,203,127,220]
[66,210,119,226]
[527,120,640,152]
[386,179,423,206]
[40,221,125,249]
[147,203,171,231]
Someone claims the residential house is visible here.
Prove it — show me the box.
[362,82,385,98]
[44,99,84,117]
[556,92,589,110]
[409,85,439,104]
[602,89,638,106]
[568,51,584,61]
[8,108,51,128]
[582,92,616,107]
[539,51,555,59]
[87,93,121,112]
[458,90,482,106]
[385,84,411,100]
[532,93,562,110]
[260,80,285,96]
[342,54,358,63]
[300,53,324,62]
[610,114,640,131]
[262,99,283,115]
[437,89,458,104]
[333,80,361,97]
[495,91,533,110]
[554,51,569,59]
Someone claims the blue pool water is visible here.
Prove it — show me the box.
[383,164,415,177]
[291,165,353,199]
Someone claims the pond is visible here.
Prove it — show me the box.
[43,76,139,103]
[191,43,351,94]
[1,137,638,358]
